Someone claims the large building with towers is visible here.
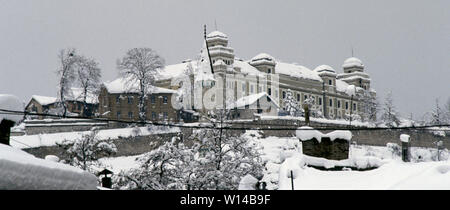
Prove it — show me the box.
[147,30,376,121]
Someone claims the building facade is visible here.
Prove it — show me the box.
[154,30,376,121]
[98,77,179,122]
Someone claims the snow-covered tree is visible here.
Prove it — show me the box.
[114,109,264,190]
[359,90,379,122]
[380,91,401,127]
[190,109,264,190]
[428,98,445,125]
[117,48,165,122]
[57,128,117,173]
[56,48,79,117]
[113,139,201,190]
[282,89,300,116]
[303,94,318,117]
[445,98,450,123]
[75,56,101,117]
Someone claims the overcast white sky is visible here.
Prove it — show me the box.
[0,0,448,119]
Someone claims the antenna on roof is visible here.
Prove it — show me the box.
[351,46,354,57]
[214,19,217,30]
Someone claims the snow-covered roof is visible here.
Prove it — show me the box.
[275,62,323,82]
[66,88,98,104]
[155,61,195,81]
[0,94,24,123]
[206,31,228,39]
[194,71,216,82]
[234,60,266,76]
[335,80,350,93]
[31,95,57,106]
[296,126,352,142]
[0,143,97,189]
[228,92,279,109]
[345,85,357,96]
[314,65,336,74]
[103,77,177,94]
[343,57,364,69]
[249,53,276,66]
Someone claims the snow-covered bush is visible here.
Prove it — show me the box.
[115,110,264,190]
[386,143,401,157]
[57,128,117,173]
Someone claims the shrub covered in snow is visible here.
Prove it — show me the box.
[114,111,264,190]
[57,128,117,173]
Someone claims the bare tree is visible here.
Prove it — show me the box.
[117,48,165,122]
[56,48,78,117]
[76,56,101,117]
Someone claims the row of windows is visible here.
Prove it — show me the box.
[212,59,232,65]
[329,98,357,111]
[116,111,169,120]
[115,95,168,105]
[226,81,264,96]
[279,90,358,111]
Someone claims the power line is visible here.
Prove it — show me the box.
[1,108,450,131]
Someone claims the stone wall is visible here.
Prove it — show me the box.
[24,133,179,159]
[24,119,109,135]
[230,119,450,149]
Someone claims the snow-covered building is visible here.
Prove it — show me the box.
[227,92,279,119]
[98,77,180,122]
[25,88,99,119]
[154,30,376,121]
[24,95,58,119]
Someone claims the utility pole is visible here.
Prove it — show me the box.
[203,25,215,74]
[349,94,353,126]
[322,81,327,119]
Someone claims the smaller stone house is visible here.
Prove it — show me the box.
[98,77,179,122]
[227,92,279,119]
[24,88,99,119]
[25,95,58,119]
[65,88,98,117]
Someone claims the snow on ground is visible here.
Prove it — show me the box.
[0,143,97,190]
[95,130,450,190]
[249,131,450,190]
[98,154,143,174]
[10,125,180,149]
[278,156,450,190]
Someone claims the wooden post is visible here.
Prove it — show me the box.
[437,141,443,161]
[0,119,15,146]
[303,104,310,126]
[290,170,294,190]
[400,134,410,162]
